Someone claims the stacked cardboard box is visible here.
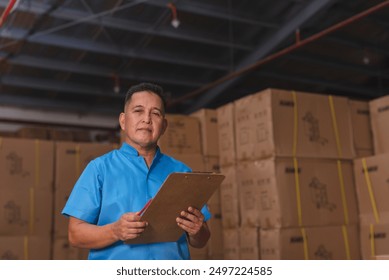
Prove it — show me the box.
[157,113,222,259]
[215,103,242,259]
[190,109,223,260]
[349,100,374,157]
[52,141,115,259]
[369,95,389,155]
[16,126,91,142]
[261,225,360,259]
[353,94,389,259]
[158,114,202,155]
[217,88,361,260]
[0,138,54,259]
[354,154,389,259]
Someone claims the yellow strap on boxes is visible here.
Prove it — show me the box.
[291,91,303,227]
[300,228,309,260]
[362,158,380,223]
[337,160,349,225]
[328,95,343,158]
[293,157,303,226]
[341,225,351,260]
[292,91,298,156]
[370,224,376,258]
[24,236,29,260]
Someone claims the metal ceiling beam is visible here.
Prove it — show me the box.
[0,27,229,71]
[1,75,117,97]
[0,52,204,88]
[184,0,337,113]
[0,93,121,115]
[0,0,253,51]
[144,0,279,28]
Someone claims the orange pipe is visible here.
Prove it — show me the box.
[0,0,17,28]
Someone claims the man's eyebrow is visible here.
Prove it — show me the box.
[131,105,144,109]
[131,105,163,113]
[151,107,163,113]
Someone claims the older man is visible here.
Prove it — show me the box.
[62,82,210,260]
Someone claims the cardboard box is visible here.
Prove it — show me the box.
[187,214,224,260]
[204,156,221,215]
[208,188,221,217]
[71,130,91,142]
[234,88,355,161]
[16,127,49,140]
[239,227,260,260]
[0,131,16,138]
[0,236,51,260]
[189,245,209,260]
[158,114,202,154]
[207,215,223,260]
[360,223,389,260]
[220,165,240,228]
[0,138,54,236]
[260,225,360,260]
[204,156,220,173]
[375,255,389,260]
[0,138,54,191]
[356,149,374,158]
[353,153,389,225]
[369,95,389,155]
[349,100,374,157]
[217,103,236,167]
[222,228,239,260]
[191,109,219,156]
[53,142,115,238]
[167,153,205,172]
[0,189,52,236]
[237,158,358,228]
[48,129,74,141]
[52,238,89,260]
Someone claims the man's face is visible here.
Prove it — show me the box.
[119,91,167,150]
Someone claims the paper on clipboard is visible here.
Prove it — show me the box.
[125,172,225,244]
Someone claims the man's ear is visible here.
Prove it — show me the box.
[119,112,125,131]
[160,118,168,136]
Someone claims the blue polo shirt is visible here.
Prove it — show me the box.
[62,143,211,260]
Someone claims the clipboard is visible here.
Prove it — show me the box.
[125,172,225,244]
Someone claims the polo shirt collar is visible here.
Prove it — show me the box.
[120,142,162,160]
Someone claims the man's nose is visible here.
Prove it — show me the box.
[143,112,152,123]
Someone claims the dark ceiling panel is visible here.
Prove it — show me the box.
[0,0,388,116]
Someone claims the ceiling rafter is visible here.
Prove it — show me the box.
[0,27,230,71]
[1,51,204,88]
[0,0,254,51]
[184,0,338,113]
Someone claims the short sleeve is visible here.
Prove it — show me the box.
[201,204,212,222]
[61,160,103,224]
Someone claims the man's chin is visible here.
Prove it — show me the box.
[138,141,158,149]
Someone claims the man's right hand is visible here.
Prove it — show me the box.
[111,212,148,241]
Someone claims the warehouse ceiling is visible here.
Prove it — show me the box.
[0,0,388,116]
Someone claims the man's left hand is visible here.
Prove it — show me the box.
[176,206,204,236]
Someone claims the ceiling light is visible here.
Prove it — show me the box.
[167,2,180,29]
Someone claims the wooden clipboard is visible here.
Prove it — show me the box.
[125,172,225,244]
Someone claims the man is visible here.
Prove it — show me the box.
[62,82,211,260]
